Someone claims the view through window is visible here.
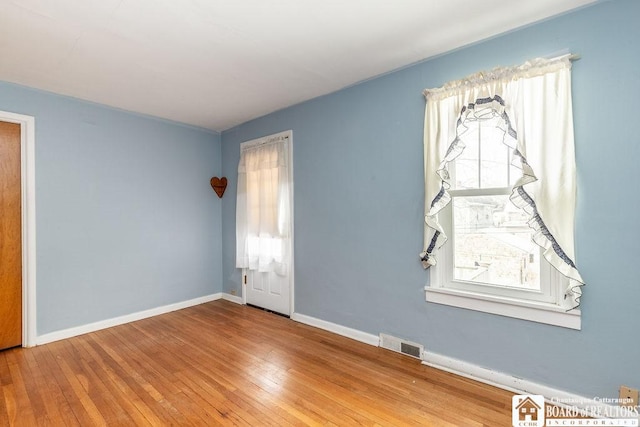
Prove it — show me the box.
[452,194,539,291]
[449,111,539,292]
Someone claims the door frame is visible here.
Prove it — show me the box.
[240,130,295,316]
[0,110,36,347]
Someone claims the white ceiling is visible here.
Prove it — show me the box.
[0,0,596,132]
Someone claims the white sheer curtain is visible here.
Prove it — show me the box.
[236,135,291,275]
[420,55,585,307]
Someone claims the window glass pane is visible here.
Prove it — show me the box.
[455,121,513,190]
[453,195,540,291]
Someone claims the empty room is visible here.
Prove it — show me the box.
[1,0,639,425]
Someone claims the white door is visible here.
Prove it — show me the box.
[245,267,290,315]
[237,131,293,316]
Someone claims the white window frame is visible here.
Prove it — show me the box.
[425,193,580,329]
[425,115,580,330]
[422,56,582,330]
[442,187,557,301]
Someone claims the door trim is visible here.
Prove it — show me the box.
[240,130,294,316]
[0,110,36,347]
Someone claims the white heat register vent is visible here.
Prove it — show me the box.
[379,334,424,359]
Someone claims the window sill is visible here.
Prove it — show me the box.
[424,286,581,330]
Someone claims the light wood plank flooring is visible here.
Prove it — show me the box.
[0,300,513,426]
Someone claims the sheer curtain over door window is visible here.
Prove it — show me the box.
[236,131,293,315]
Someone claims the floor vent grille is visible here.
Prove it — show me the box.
[379,333,424,360]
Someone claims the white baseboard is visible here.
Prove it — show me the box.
[421,351,627,418]
[32,294,628,420]
[222,293,243,305]
[290,312,627,418]
[290,312,380,347]
[36,293,222,345]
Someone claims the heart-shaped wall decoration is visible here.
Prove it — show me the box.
[210,177,227,198]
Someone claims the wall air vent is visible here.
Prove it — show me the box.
[379,333,424,360]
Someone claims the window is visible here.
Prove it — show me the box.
[421,57,584,329]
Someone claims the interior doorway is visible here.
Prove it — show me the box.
[236,130,294,316]
[0,121,22,349]
[0,110,36,348]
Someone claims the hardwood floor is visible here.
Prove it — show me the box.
[0,300,513,426]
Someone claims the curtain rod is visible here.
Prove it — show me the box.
[241,134,289,152]
[558,53,580,61]
[423,53,580,98]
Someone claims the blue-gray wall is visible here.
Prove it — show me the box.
[0,83,223,335]
[221,0,639,398]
